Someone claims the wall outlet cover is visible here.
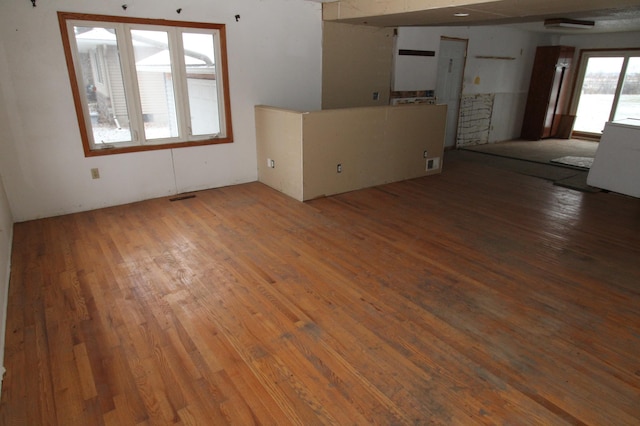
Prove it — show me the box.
[426,157,441,170]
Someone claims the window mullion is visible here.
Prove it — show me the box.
[610,56,630,122]
[213,31,227,135]
[119,24,145,144]
[212,30,226,137]
[169,29,191,140]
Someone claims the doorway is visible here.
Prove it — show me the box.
[435,37,467,149]
[571,50,640,137]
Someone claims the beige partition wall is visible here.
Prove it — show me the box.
[256,104,446,201]
[255,106,304,201]
[302,105,446,200]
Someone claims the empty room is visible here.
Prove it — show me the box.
[0,0,639,424]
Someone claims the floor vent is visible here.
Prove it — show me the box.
[426,157,441,170]
[169,194,196,202]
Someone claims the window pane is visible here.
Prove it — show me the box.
[73,26,133,144]
[131,30,179,140]
[574,57,624,134]
[614,57,640,122]
[182,32,220,136]
[60,13,233,155]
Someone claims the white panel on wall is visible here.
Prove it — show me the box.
[393,27,447,91]
[489,92,528,143]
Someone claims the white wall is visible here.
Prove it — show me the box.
[0,38,15,397]
[0,174,12,396]
[559,31,640,50]
[0,0,323,222]
[394,26,553,143]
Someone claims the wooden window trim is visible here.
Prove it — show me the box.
[58,11,233,157]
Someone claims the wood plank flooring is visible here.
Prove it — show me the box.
[2,151,639,425]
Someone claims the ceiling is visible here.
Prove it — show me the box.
[319,0,640,34]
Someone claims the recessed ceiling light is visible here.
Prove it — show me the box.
[454,13,470,17]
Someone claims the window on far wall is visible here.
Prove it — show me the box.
[58,12,233,156]
[572,49,640,136]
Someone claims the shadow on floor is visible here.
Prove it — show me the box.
[460,138,598,164]
[449,140,601,193]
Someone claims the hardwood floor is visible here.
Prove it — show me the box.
[2,151,639,425]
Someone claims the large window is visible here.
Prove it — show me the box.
[572,50,640,136]
[58,12,233,156]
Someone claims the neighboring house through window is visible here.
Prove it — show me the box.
[58,12,233,156]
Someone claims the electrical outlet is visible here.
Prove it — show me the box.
[337,163,342,173]
[423,150,428,158]
[267,158,275,168]
[91,168,100,179]
[372,92,380,101]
